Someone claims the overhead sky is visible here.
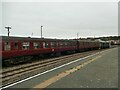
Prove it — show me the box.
[1,1,118,39]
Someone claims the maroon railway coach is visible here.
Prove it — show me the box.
[77,40,100,52]
[0,36,104,66]
[1,36,77,65]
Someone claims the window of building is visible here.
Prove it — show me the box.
[33,42,40,49]
[22,42,30,50]
[5,42,11,50]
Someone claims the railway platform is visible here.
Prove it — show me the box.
[2,47,118,89]
[46,47,118,88]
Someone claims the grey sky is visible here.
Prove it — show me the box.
[1,2,118,39]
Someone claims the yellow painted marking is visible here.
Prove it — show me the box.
[33,56,101,88]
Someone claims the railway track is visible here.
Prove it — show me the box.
[1,49,109,87]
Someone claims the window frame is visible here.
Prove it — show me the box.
[4,41,11,51]
[43,42,49,48]
[33,42,40,49]
[14,42,19,50]
[22,41,30,50]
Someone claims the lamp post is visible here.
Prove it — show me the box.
[77,32,79,39]
[5,26,11,37]
[41,26,43,38]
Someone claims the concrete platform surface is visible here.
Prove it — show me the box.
[46,47,118,88]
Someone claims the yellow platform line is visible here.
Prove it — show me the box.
[33,55,101,89]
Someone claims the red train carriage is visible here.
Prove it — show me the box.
[77,40,100,52]
[1,36,109,66]
[1,36,77,65]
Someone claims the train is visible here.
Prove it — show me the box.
[0,36,111,66]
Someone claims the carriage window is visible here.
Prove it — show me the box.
[5,42,11,50]
[70,42,73,46]
[33,42,40,49]
[56,42,59,46]
[14,42,18,49]
[51,42,57,47]
[64,42,68,46]
[60,42,63,47]
[22,42,29,50]
[43,42,49,48]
